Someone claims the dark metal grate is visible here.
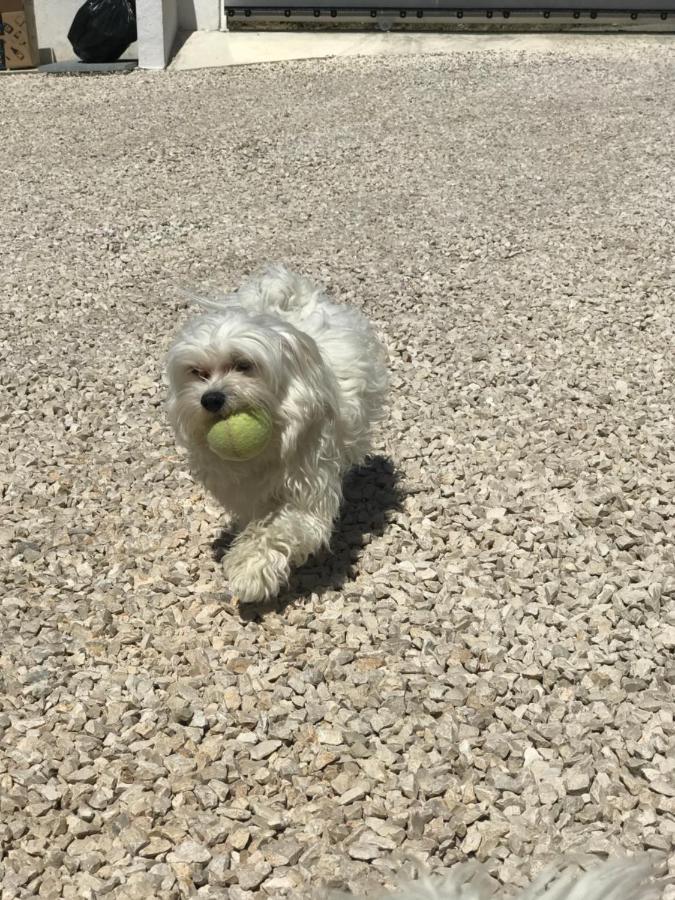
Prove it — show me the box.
[224,0,674,20]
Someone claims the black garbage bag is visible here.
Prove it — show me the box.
[68,0,136,64]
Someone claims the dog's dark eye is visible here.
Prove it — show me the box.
[190,368,210,380]
[233,360,254,374]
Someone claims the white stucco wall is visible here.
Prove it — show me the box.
[178,0,221,30]
[34,0,138,62]
[137,0,178,68]
[137,0,220,68]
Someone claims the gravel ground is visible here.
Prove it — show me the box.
[2,39,675,900]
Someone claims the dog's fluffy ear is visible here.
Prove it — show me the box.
[176,285,240,313]
[278,327,338,460]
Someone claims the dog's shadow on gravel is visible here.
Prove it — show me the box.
[211,455,403,618]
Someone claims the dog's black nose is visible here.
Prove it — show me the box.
[201,391,226,413]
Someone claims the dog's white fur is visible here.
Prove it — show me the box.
[167,265,388,603]
[335,858,664,900]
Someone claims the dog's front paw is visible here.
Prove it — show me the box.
[222,542,290,605]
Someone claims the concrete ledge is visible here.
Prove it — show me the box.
[39,60,137,74]
[169,29,675,70]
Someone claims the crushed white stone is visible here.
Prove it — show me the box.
[1,40,674,899]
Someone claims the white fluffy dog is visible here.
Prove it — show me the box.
[167,265,388,603]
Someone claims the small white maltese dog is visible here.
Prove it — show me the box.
[167,265,388,604]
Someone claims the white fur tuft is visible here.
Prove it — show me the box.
[331,858,664,900]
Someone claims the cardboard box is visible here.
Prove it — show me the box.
[0,0,38,70]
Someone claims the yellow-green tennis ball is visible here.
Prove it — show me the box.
[206,409,273,461]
